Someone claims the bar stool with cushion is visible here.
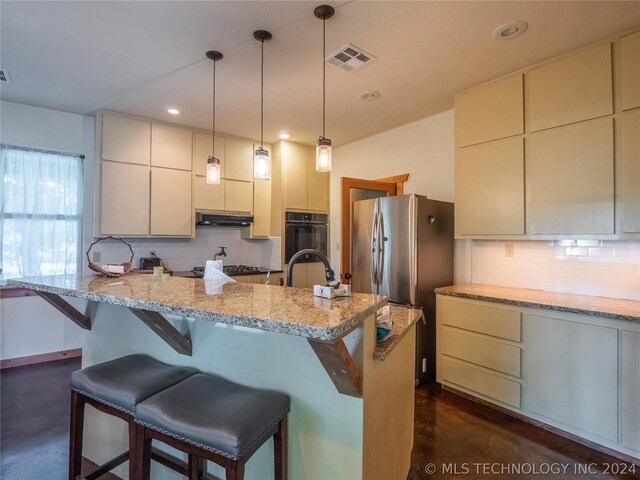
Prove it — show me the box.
[134,373,290,480]
[69,354,199,480]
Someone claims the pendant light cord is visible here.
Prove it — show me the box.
[322,17,326,139]
[212,58,216,156]
[260,38,264,149]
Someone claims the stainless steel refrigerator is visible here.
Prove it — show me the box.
[351,194,454,384]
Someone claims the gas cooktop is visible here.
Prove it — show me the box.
[191,265,263,277]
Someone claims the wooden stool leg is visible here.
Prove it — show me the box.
[274,416,288,480]
[225,460,244,480]
[69,391,85,480]
[188,455,205,480]
[128,421,140,480]
[138,425,152,480]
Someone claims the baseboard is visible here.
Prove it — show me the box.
[0,348,82,370]
[441,384,640,467]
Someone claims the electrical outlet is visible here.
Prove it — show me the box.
[505,243,514,257]
[150,251,156,257]
[422,357,427,373]
[336,242,340,251]
[92,251,101,262]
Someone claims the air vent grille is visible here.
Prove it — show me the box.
[327,44,376,73]
[0,69,11,83]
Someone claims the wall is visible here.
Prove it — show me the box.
[329,109,460,277]
[0,101,280,361]
[0,100,91,360]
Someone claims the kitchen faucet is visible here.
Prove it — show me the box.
[286,249,335,287]
[214,246,227,261]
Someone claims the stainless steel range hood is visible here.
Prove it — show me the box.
[196,212,254,227]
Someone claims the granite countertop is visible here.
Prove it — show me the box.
[435,284,640,323]
[8,274,387,341]
[374,306,423,361]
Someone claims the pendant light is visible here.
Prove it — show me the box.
[206,50,223,185]
[314,5,335,172]
[253,30,272,180]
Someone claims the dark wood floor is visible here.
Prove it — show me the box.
[1,358,638,479]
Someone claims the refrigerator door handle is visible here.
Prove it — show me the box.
[370,211,379,287]
[377,211,385,287]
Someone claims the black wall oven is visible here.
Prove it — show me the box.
[284,212,328,263]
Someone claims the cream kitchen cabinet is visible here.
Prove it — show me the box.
[97,112,193,237]
[455,136,524,235]
[436,297,522,408]
[618,109,640,233]
[279,141,328,212]
[194,176,225,211]
[437,294,639,459]
[523,313,618,442]
[193,132,225,177]
[620,31,640,111]
[150,168,192,236]
[101,113,150,166]
[99,161,150,236]
[151,124,192,171]
[621,330,640,452]
[526,117,614,234]
[225,180,253,213]
[455,74,524,147]
[225,138,253,182]
[284,261,327,289]
[233,272,283,285]
[528,43,613,132]
[242,143,273,238]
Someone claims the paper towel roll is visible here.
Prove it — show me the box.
[204,260,223,278]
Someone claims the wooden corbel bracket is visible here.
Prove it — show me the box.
[129,308,192,356]
[35,291,92,330]
[308,337,363,398]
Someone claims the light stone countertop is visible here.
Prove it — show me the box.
[374,306,423,361]
[435,284,640,323]
[8,274,387,341]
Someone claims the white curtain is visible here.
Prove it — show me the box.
[0,146,83,278]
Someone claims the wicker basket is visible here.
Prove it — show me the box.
[86,236,134,277]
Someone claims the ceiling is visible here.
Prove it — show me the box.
[2,1,639,147]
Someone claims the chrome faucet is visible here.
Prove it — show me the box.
[286,249,336,287]
[214,246,227,261]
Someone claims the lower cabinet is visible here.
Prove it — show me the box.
[437,294,640,459]
[284,262,327,289]
[523,314,618,442]
[622,330,640,451]
[233,272,283,286]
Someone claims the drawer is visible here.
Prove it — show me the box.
[439,297,521,341]
[441,356,521,408]
[441,327,521,377]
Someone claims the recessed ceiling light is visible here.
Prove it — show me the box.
[359,91,380,101]
[279,133,290,139]
[167,108,180,115]
[492,21,528,41]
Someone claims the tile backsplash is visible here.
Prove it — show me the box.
[471,240,640,301]
[87,228,281,272]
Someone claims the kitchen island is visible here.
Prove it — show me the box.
[9,274,418,480]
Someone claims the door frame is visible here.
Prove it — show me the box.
[340,174,409,284]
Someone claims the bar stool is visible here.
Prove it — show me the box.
[69,354,198,480]
[134,373,290,480]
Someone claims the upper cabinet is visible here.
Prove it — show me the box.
[96,113,193,237]
[455,137,524,235]
[620,31,640,111]
[455,74,524,147]
[279,141,329,212]
[526,117,614,234]
[101,114,150,165]
[528,44,613,132]
[151,124,192,170]
[225,138,254,182]
[454,32,639,239]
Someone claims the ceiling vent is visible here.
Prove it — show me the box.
[0,68,11,83]
[327,44,376,73]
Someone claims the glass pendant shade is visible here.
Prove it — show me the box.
[316,136,332,172]
[253,147,270,180]
[206,156,221,185]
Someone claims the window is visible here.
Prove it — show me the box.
[0,145,83,278]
